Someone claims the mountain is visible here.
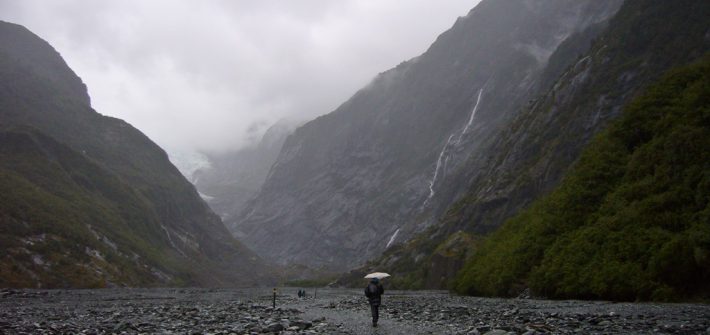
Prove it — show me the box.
[0,21,272,288]
[234,0,624,271]
[192,119,297,227]
[348,0,710,292]
[455,56,710,301]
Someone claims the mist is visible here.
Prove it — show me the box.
[0,0,479,156]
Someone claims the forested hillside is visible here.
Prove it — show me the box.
[0,21,272,287]
[342,0,710,293]
[235,0,623,271]
[455,56,710,301]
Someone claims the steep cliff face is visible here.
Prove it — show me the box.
[351,0,709,290]
[193,120,297,226]
[445,0,710,237]
[234,0,623,270]
[455,56,710,301]
[0,21,272,287]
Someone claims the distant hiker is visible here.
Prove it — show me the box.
[364,277,384,327]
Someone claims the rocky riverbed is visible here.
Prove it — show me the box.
[0,288,709,334]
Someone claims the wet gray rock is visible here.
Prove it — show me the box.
[483,330,509,335]
[266,322,285,332]
[234,0,625,273]
[289,320,312,330]
[1,288,709,334]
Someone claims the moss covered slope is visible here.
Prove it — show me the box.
[0,21,272,287]
[455,57,710,301]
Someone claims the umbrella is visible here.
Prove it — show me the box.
[364,272,390,279]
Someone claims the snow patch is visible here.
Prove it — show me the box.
[151,267,173,282]
[85,247,105,262]
[198,191,215,201]
[86,224,119,251]
[167,150,211,183]
[32,255,44,266]
[174,231,200,251]
[22,234,47,246]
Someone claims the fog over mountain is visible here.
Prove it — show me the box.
[1,0,708,308]
[0,20,275,287]
[0,0,479,163]
[235,0,626,271]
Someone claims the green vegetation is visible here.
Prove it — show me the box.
[454,56,710,301]
[352,0,710,293]
[0,21,270,288]
[336,229,478,290]
[0,127,192,287]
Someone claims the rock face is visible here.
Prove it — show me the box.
[192,119,297,228]
[0,21,272,287]
[439,0,710,237]
[234,0,623,270]
[354,0,710,291]
[454,56,710,300]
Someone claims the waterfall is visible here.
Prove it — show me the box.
[424,134,455,206]
[422,88,485,208]
[386,228,401,248]
[161,224,187,257]
[455,88,484,144]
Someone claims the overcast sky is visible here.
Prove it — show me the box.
[1,0,479,155]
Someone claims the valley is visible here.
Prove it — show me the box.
[1,288,709,334]
[1,0,709,318]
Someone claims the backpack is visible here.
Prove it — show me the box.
[368,283,379,295]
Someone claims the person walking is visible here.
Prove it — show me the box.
[364,277,384,327]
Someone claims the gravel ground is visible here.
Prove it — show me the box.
[1,288,709,334]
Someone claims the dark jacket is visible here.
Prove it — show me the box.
[365,282,384,306]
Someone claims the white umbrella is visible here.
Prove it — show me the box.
[364,272,390,279]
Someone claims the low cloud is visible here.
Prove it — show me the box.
[1,0,479,153]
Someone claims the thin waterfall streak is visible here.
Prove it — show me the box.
[443,155,451,179]
[456,88,484,144]
[425,134,455,205]
[386,228,400,248]
[161,224,186,257]
[423,84,486,209]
